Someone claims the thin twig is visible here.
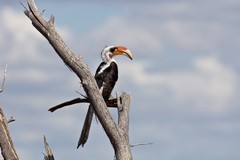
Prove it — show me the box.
[0,64,7,93]
[7,117,15,124]
[130,142,153,147]
[19,0,28,11]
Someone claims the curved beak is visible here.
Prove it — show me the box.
[113,46,133,60]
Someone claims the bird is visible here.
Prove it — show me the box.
[77,45,133,148]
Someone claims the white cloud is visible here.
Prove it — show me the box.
[144,1,191,16]
[1,7,43,41]
[0,7,44,62]
[79,1,235,59]
[83,16,162,55]
[0,7,79,86]
[167,57,236,112]
[0,7,74,64]
[163,20,224,52]
[122,56,236,114]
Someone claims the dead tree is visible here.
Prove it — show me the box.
[0,107,19,160]
[1,107,54,160]
[23,0,132,159]
[0,65,19,160]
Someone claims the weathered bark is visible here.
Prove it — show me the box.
[0,64,19,160]
[23,0,132,159]
[0,107,19,160]
[44,136,55,160]
[116,93,132,159]
[0,64,7,93]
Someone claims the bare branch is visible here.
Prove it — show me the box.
[19,0,28,11]
[115,92,132,160]
[7,116,15,124]
[43,136,55,160]
[130,142,153,147]
[0,64,7,93]
[0,107,19,160]
[48,97,118,112]
[118,92,131,134]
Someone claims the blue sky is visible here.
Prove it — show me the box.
[1,0,240,160]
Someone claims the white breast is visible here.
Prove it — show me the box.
[98,62,111,75]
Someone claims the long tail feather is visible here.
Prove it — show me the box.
[77,105,94,148]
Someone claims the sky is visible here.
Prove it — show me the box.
[0,0,240,160]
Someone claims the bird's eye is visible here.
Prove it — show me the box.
[110,47,116,53]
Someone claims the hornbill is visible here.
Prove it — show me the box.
[77,46,133,148]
